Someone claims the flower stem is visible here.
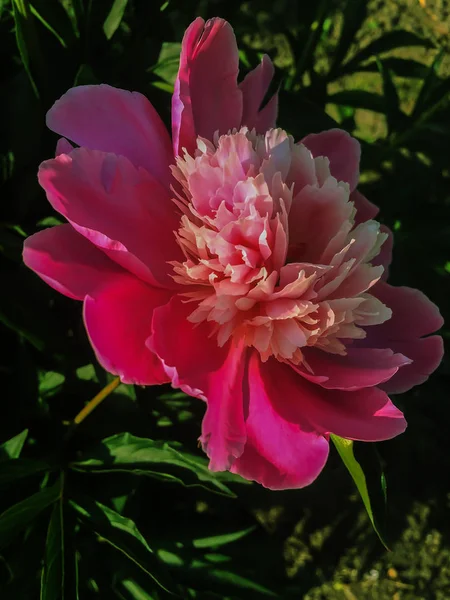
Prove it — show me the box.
[70,376,121,431]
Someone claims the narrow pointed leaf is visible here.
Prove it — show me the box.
[71,433,247,496]
[340,30,434,75]
[377,57,404,134]
[0,429,28,459]
[327,90,385,113]
[331,434,389,549]
[0,458,53,486]
[192,526,257,549]
[70,496,177,595]
[0,482,60,550]
[103,0,129,40]
[412,48,445,119]
[329,0,367,77]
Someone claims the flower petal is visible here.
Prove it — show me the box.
[363,281,444,393]
[239,55,277,132]
[150,296,247,470]
[298,347,411,391]
[55,138,74,156]
[47,84,173,186]
[84,273,171,385]
[302,129,361,191]
[23,224,123,300]
[172,17,243,156]
[352,189,379,223]
[230,354,329,490]
[291,376,407,442]
[38,148,182,289]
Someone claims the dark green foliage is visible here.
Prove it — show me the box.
[1,0,449,598]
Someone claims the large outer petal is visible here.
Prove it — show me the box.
[298,347,411,391]
[277,361,407,442]
[362,281,444,393]
[38,148,182,289]
[239,54,278,133]
[231,353,329,490]
[46,85,173,187]
[23,224,123,300]
[302,129,361,191]
[150,296,248,470]
[172,17,243,156]
[84,273,171,385]
[248,358,406,443]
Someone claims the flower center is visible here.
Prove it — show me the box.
[170,128,390,366]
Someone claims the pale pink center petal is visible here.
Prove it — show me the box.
[170,127,390,368]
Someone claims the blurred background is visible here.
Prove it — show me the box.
[1,0,449,598]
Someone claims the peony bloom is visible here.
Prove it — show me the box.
[23,17,443,490]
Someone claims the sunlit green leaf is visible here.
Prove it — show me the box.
[0,429,28,459]
[103,0,129,40]
[39,371,65,397]
[152,42,181,86]
[331,434,389,549]
[192,526,256,549]
[71,432,247,496]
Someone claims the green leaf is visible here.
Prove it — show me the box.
[0,458,53,486]
[69,496,177,595]
[329,0,368,77]
[412,48,445,120]
[39,371,65,397]
[344,57,430,79]
[103,0,129,40]
[340,30,434,75]
[192,526,257,549]
[151,42,182,86]
[376,57,403,134]
[29,2,71,47]
[286,0,330,89]
[331,435,389,549]
[12,0,43,98]
[41,474,79,600]
[0,482,60,550]
[71,433,245,497]
[0,429,28,459]
[327,90,385,113]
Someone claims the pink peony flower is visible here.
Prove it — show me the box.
[23,17,443,490]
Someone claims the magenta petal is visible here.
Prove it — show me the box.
[296,380,407,442]
[23,224,123,300]
[298,347,411,391]
[38,148,182,289]
[84,273,171,385]
[379,336,444,394]
[364,281,444,393]
[372,224,393,277]
[47,84,173,186]
[239,55,278,133]
[55,138,74,156]
[231,354,329,490]
[352,189,379,223]
[172,17,243,156]
[302,129,361,191]
[150,296,247,470]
